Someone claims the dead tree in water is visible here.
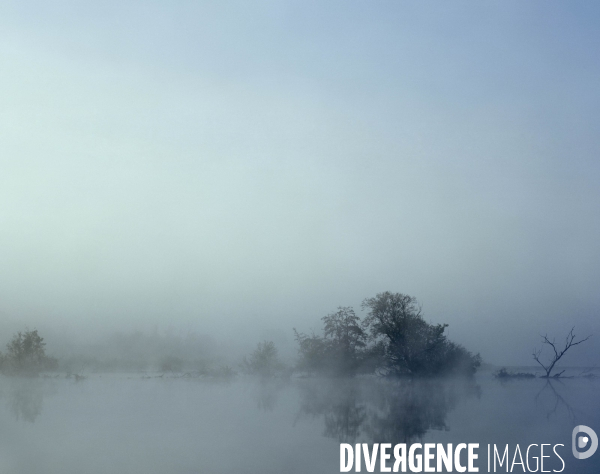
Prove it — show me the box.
[533,327,591,378]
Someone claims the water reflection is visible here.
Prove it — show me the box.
[254,379,287,412]
[295,377,480,444]
[495,375,584,422]
[534,379,578,421]
[5,378,45,422]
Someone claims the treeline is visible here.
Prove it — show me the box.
[1,292,481,379]
[246,292,481,378]
[0,329,224,376]
[58,330,219,374]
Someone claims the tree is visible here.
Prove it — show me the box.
[2,329,56,375]
[323,308,366,348]
[242,341,284,377]
[293,330,330,375]
[322,307,368,374]
[532,327,592,378]
[295,307,370,376]
[362,292,480,377]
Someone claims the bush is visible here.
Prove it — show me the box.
[1,329,56,375]
[294,330,333,375]
[160,355,184,372]
[294,307,371,376]
[494,368,535,379]
[242,341,284,377]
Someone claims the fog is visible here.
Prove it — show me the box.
[1,2,600,367]
[1,5,600,473]
[1,374,598,473]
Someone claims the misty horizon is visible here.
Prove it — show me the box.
[2,3,600,473]
[1,2,599,366]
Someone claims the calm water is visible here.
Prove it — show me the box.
[0,371,598,473]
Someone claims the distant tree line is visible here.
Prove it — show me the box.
[1,292,480,379]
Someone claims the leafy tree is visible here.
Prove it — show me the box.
[293,330,330,375]
[362,292,480,377]
[242,341,284,377]
[295,307,370,376]
[322,307,368,374]
[2,329,56,375]
[323,307,367,354]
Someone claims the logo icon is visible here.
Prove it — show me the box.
[572,425,598,460]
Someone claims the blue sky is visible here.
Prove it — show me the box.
[0,1,599,364]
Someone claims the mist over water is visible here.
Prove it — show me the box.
[1,1,600,367]
[1,1,600,473]
[1,371,598,473]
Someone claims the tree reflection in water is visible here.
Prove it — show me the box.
[254,378,288,412]
[6,379,45,423]
[534,379,579,421]
[295,377,480,444]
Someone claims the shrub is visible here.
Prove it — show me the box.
[2,329,55,375]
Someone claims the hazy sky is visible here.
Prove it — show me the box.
[1,1,599,365]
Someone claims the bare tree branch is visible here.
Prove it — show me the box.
[532,327,592,378]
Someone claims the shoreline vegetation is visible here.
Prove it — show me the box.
[293,292,480,378]
[0,292,592,382]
